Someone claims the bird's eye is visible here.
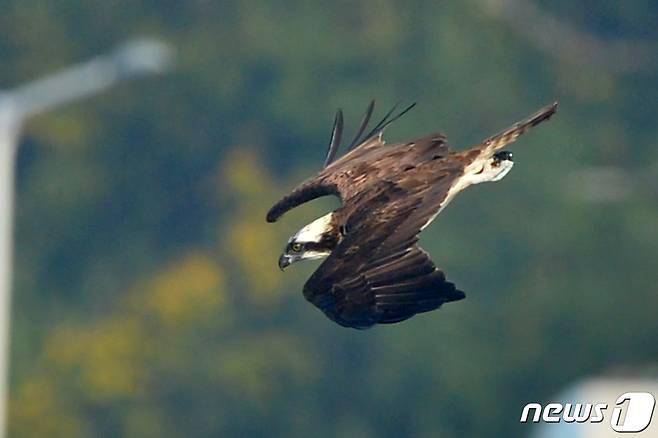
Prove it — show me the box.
[291,243,302,252]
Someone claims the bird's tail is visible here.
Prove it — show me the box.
[465,102,558,159]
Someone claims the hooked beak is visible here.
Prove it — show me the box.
[278,254,292,271]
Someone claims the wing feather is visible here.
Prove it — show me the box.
[346,100,375,151]
[468,102,558,158]
[323,109,344,168]
[303,178,465,329]
[266,101,425,222]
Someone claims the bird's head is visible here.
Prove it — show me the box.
[278,212,338,270]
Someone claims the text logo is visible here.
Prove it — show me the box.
[610,392,655,433]
[520,392,655,433]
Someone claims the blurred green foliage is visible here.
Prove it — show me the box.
[2,1,657,437]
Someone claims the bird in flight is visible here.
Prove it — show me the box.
[267,100,557,329]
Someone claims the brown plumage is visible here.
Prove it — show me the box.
[268,101,557,328]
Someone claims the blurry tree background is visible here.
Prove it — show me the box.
[2,1,658,437]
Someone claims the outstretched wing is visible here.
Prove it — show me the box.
[465,102,558,159]
[303,175,465,329]
[266,101,430,223]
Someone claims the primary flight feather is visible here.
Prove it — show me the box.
[267,100,558,329]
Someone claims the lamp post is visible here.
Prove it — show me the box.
[0,38,172,437]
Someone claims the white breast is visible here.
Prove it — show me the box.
[421,159,514,230]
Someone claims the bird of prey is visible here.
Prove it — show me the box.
[267,100,557,329]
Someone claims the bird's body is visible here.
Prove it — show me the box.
[268,101,557,329]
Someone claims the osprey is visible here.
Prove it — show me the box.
[267,101,557,329]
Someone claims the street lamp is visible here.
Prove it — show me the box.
[0,38,173,437]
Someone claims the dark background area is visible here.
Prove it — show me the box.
[2,1,657,436]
